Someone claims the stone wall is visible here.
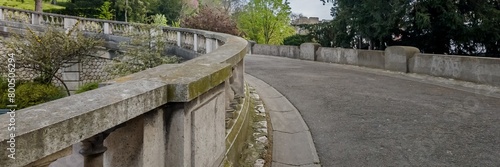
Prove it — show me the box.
[0,41,114,93]
[253,43,500,87]
[410,54,500,87]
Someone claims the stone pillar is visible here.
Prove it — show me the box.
[164,103,192,167]
[103,23,111,34]
[194,34,198,52]
[31,13,41,25]
[103,116,144,167]
[299,43,321,61]
[225,79,235,110]
[165,83,226,167]
[215,40,219,50]
[384,46,420,72]
[63,18,78,34]
[142,108,167,167]
[231,60,245,98]
[248,40,256,55]
[206,38,213,53]
[177,32,182,47]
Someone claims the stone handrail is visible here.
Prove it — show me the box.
[0,6,247,167]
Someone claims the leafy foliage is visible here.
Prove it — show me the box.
[0,24,104,95]
[320,0,500,56]
[151,0,185,24]
[96,1,114,20]
[56,0,105,18]
[181,5,240,36]
[237,0,295,44]
[0,0,66,11]
[151,14,168,26]
[296,22,337,47]
[106,24,180,76]
[283,34,312,46]
[0,78,66,109]
[15,82,66,109]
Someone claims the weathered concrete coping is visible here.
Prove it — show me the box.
[108,62,232,102]
[106,35,248,103]
[191,36,248,66]
[0,79,169,166]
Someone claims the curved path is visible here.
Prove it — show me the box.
[245,54,500,167]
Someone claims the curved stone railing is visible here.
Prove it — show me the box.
[0,6,247,167]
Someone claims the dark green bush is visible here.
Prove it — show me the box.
[0,78,66,109]
[76,82,100,94]
[283,34,312,46]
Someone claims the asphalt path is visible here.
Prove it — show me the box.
[245,54,500,167]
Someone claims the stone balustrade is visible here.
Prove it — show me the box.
[0,6,248,167]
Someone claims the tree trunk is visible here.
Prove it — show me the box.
[35,0,43,12]
[125,0,128,22]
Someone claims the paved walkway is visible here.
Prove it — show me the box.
[245,54,500,167]
[246,74,320,167]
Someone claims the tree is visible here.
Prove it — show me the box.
[150,0,184,24]
[0,25,104,95]
[181,5,240,36]
[283,34,312,46]
[237,0,295,44]
[96,1,115,20]
[115,0,152,22]
[60,0,107,18]
[35,0,43,12]
[106,24,180,76]
[151,14,168,26]
[298,21,336,47]
[221,0,246,13]
[320,0,500,57]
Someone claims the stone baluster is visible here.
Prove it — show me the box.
[194,34,198,52]
[63,18,78,34]
[31,13,41,25]
[103,23,111,34]
[101,107,168,167]
[206,38,214,53]
[177,32,182,47]
[80,133,110,167]
[230,60,245,99]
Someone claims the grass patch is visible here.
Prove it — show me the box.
[75,82,100,94]
[0,0,68,11]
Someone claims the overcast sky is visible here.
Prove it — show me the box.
[288,0,333,20]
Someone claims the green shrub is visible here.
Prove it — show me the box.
[96,1,115,20]
[76,82,100,94]
[0,77,7,92]
[151,14,168,26]
[283,34,312,46]
[0,80,66,109]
